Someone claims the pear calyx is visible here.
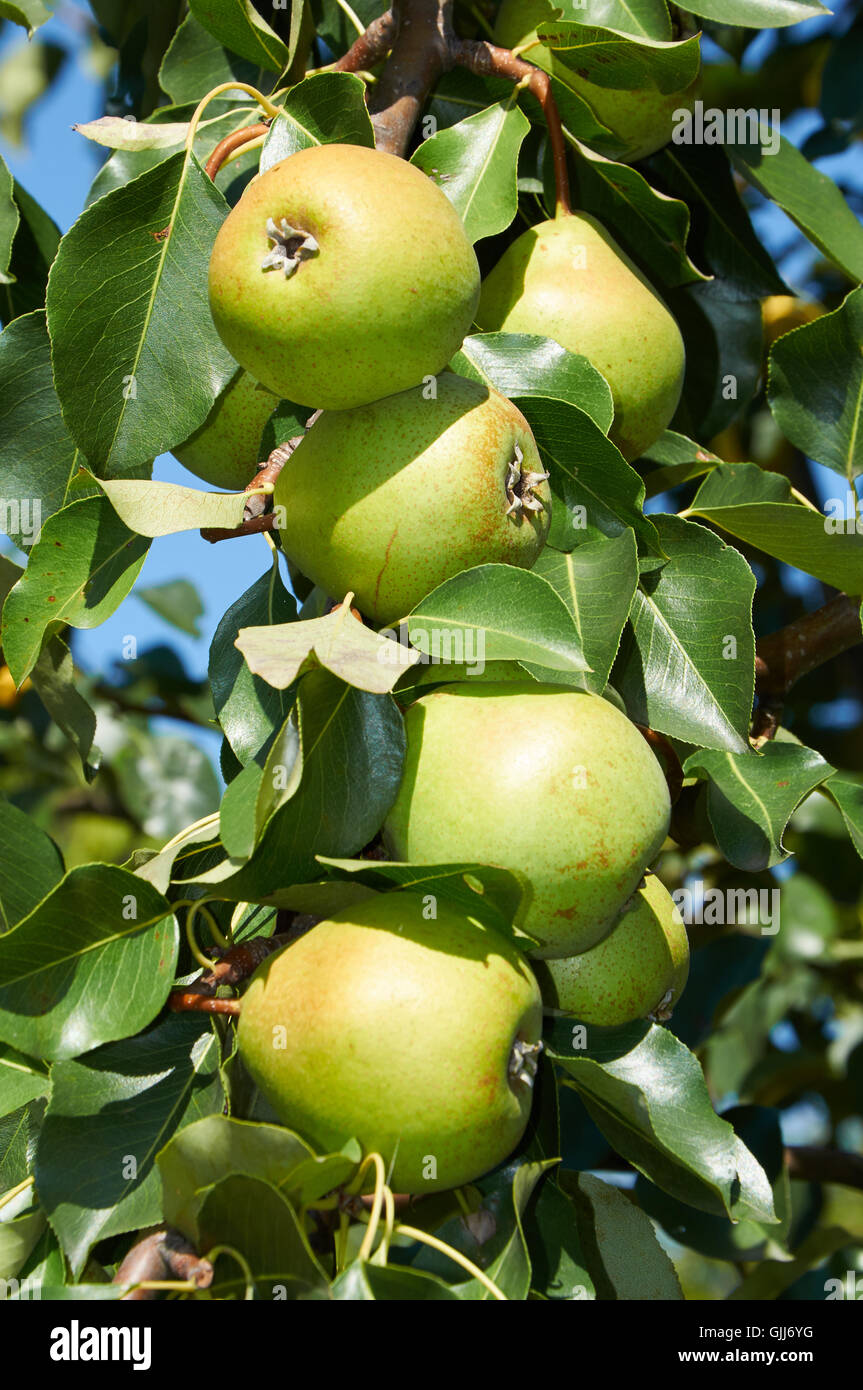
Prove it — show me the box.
[504,445,550,517]
[262,218,320,277]
[648,988,675,1023]
[509,1036,544,1088]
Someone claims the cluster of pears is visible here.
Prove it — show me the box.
[179,138,685,619]
[237,682,689,1194]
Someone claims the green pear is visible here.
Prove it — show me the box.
[173,368,279,490]
[493,0,699,163]
[208,143,480,410]
[237,892,543,1193]
[273,373,551,625]
[533,874,689,1025]
[477,213,685,459]
[382,682,671,958]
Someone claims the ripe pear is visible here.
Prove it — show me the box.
[173,369,279,490]
[237,892,543,1193]
[493,0,699,163]
[533,874,689,1025]
[208,143,480,409]
[477,213,685,459]
[273,373,551,625]
[383,683,671,958]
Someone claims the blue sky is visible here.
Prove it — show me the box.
[1,0,860,747]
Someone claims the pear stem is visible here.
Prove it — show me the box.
[205,123,271,181]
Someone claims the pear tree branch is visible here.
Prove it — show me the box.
[753,592,862,739]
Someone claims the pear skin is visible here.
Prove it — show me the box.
[477,213,685,459]
[383,682,671,957]
[208,143,480,409]
[173,368,279,490]
[274,373,551,625]
[237,892,543,1194]
[533,874,690,1025]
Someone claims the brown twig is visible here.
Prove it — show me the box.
[785,1145,863,1192]
[168,932,293,1014]
[200,431,316,543]
[114,1228,213,1300]
[205,122,271,181]
[452,39,571,214]
[201,511,278,545]
[332,8,397,72]
[753,592,862,740]
[755,593,862,698]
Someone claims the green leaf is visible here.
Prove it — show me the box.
[317,857,533,951]
[136,579,204,637]
[522,396,660,553]
[405,564,589,674]
[159,10,267,105]
[211,670,405,895]
[689,464,863,595]
[0,1045,49,1118]
[649,143,786,299]
[0,311,84,549]
[1,496,150,686]
[73,116,192,152]
[260,72,376,166]
[0,0,52,36]
[548,1020,776,1221]
[0,154,17,282]
[210,568,298,765]
[30,635,101,781]
[684,741,834,871]
[453,331,614,434]
[188,0,291,72]
[100,477,248,535]
[412,101,530,244]
[683,0,827,26]
[683,739,833,867]
[0,182,61,326]
[768,286,863,484]
[825,775,863,859]
[525,531,638,692]
[569,143,706,290]
[567,0,672,39]
[0,799,63,933]
[615,514,756,751]
[46,152,237,476]
[731,136,863,284]
[0,865,178,1060]
[236,600,421,696]
[34,1015,223,1276]
[559,1171,683,1299]
[198,1174,328,1299]
[158,1114,358,1240]
[522,1177,595,1300]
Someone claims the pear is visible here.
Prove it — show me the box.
[173,368,279,490]
[208,143,480,409]
[493,0,700,163]
[237,892,544,1193]
[478,213,685,459]
[533,874,689,1025]
[382,682,671,958]
[273,373,551,625]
